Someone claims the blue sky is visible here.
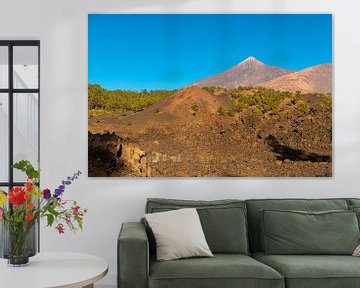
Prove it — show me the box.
[88,14,332,91]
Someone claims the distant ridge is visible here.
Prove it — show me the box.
[193,56,332,94]
[263,64,332,94]
[193,56,292,88]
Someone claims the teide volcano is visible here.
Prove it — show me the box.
[194,56,292,88]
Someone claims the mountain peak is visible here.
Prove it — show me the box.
[194,56,292,88]
[245,56,257,61]
[240,56,265,66]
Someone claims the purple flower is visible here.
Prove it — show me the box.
[54,171,82,199]
[43,189,51,200]
[54,189,63,198]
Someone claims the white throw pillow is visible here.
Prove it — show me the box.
[145,208,213,261]
[353,244,360,256]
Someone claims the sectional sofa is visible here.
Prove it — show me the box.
[118,198,360,288]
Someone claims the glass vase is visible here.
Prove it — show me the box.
[0,220,37,266]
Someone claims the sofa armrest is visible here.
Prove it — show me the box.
[118,222,149,288]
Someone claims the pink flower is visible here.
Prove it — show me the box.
[65,214,71,225]
[56,223,65,234]
[0,208,3,220]
[72,205,80,215]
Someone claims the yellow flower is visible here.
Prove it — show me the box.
[0,190,7,206]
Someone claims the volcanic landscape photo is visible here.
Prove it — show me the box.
[88,14,332,177]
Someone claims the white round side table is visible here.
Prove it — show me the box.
[0,252,108,288]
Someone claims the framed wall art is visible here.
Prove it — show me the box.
[88,14,332,177]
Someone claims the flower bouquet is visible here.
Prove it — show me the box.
[0,160,87,266]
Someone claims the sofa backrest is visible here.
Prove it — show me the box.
[145,198,249,254]
[245,198,350,252]
[348,198,360,207]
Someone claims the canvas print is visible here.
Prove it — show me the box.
[88,14,332,177]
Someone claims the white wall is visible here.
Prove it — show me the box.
[1,0,360,286]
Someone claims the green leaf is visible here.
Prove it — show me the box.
[47,206,60,217]
[12,160,40,180]
[47,214,54,227]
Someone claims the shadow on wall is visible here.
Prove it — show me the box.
[266,135,331,163]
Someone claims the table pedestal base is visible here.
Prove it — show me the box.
[83,285,94,288]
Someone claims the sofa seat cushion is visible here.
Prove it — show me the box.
[253,252,360,288]
[149,254,284,288]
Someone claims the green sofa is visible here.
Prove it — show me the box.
[118,198,360,288]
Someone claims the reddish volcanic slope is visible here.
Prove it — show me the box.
[88,86,227,133]
[153,86,225,121]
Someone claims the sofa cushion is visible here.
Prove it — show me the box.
[146,198,249,254]
[347,198,360,207]
[145,208,213,261]
[346,199,360,229]
[349,205,360,228]
[261,209,359,255]
[149,254,284,288]
[253,252,360,288]
[246,198,349,252]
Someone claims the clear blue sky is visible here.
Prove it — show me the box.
[88,14,332,91]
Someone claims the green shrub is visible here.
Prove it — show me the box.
[217,106,225,116]
[227,109,235,117]
[252,106,263,115]
[291,91,302,105]
[202,86,216,94]
[227,87,291,115]
[191,102,199,112]
[299,100,310,114]
[88,84,174,118]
